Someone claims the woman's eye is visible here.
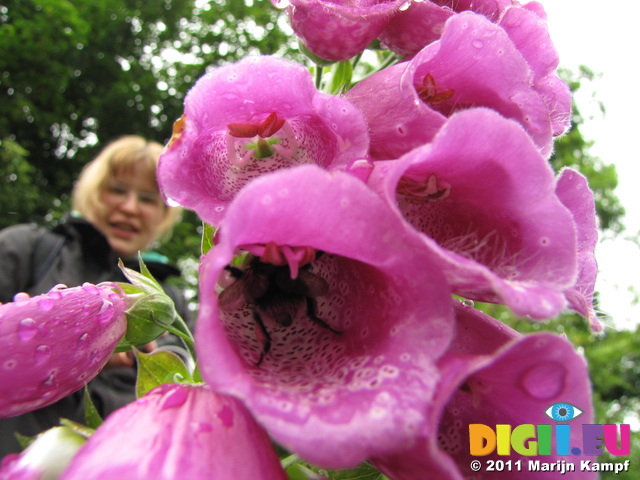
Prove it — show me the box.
[544,403,583,422]
[107,182,128,195]
[138,192,161,205]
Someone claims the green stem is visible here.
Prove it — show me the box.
[314,65,323,90]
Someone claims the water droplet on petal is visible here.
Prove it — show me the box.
[96,300,114,324]
[160,387,189,410]
[519,362,566,400]
[82,283,101,295]
[37,297,55,311]
[18,318,38,341]
[3,359,17,370]
[35,345,52,364]
[78,333,89,344]
[472,39,484,49]
[461,299,475,308]
[13,292,30,303]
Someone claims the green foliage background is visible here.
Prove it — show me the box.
[0,1,635,477]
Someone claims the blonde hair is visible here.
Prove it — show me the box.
[72,135,181,239]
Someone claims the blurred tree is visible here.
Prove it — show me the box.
[551,66,625,233]
[0,0,296,236]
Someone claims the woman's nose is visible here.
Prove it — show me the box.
[118,191,140,213]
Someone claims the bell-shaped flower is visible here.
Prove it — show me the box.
[555,169,601,330]
[158,55,369,225]
[0,283,127,419]
[272,0,406,62]
[498,3,572,136]
[197,165,454,468]
[346,12,558,160]
[58,384,288,480]
[365,108,578,319]
[379,0,514,57]
[371,301,596,480]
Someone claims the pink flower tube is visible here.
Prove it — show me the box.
[273,0,406,62]
[365,108,578,319]
[372,301,596,480]
[158,55,369,225]
[346,12,558,160]
[58,384,288,480]
[197,165,454,468]
[0,284,127,419]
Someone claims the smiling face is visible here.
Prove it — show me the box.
[92,161,167,258]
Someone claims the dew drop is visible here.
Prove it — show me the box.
[82,283,101,295]
[222,92,238,101]
[3,359,17,370]
[35,345,51,364]
[160,387,189,410]
[18,318,38,341]
[13,292,30,303]
[461,299,475,308]
[37,297,55,311]
[519,362,566,400]
[399,1,411,11]
[96,300,114,324]
[78,333,89,344]
[472,39,484,49]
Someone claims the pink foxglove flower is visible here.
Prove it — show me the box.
[0,284,127,419]
[158,55,369,225]
[58,384,288,480]
[365,108,578,319]
[499,3,572,136]
[197,165,454,468]
[555,169,600,330]
[346,12,558,160]
[272,0,405,62]
[372,301,596,480]
[379,0,514,57]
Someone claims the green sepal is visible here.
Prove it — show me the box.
[59,418,95,440]
[83,385,103,429]
[116,256,180,348]
[15,432,36,450]
[134,348,193,398]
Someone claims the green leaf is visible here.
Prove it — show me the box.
[134,349,193,398]
[15,432,36,450]
[83,386,103,429]
[201,222,216,255]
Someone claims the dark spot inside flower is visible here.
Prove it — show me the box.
[415,73,455,107]
[218,243,341,366]
[397,174,451,204]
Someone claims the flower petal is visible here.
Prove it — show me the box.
[58,384,288,480]
[158,56,369,224]
[0,284,127,418]
[555,169,600,330]
[197,165,454,468]
[372,302,596,480]
[367,108,578,319]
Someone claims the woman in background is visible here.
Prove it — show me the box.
[0,135,188,457]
